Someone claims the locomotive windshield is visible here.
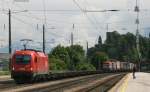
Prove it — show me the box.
[15,55,31,64]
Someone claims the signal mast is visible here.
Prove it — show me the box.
[135,0,141,71]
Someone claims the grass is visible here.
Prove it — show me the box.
[0,71,10,75]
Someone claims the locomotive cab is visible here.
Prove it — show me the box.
[13,55,32,71]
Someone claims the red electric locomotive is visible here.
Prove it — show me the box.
[10,49,49,83]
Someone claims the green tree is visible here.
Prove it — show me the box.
[91,52,108,70]
[49,45,70,70]
[49,57,67,70]
[49,44,96,71]
[98,36,102,46]
[88,31,150,64]
[66,45,85,70]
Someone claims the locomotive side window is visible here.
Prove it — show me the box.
[15,55,31,64]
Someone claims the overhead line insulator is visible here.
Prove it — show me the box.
[135,19,139,24]
[135,6,140,12]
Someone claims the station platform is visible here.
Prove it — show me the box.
[109,72,150,92]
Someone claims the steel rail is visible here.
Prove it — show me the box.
[2,73,124,92]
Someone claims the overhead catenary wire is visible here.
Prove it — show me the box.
[1,0,145,31]
[14,12,85,27]
[0,5,62,40]
[12,15,36,29]
[0,2,65,38]
[0,0,149,44]
[73,0,96,30]
[7,1,73,38]
[8,0,101,42]
[11,14,73,38]
[83,0,104,29]
[73,0,100,47]
[6,1,48,25]
[73,0,105,34]
[73,0,85,12]
[10,1,46,23]
[12,15,64,37]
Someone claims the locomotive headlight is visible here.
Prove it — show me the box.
[30,67,33,71]
[12,67,15,71]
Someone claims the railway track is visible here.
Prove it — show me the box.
[0,77,15,89]
[68,73,126,92]
[0,73,127,92]
[0,78,32,92]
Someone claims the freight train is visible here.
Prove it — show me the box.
[10,49,135,83]
[103,59,135,71]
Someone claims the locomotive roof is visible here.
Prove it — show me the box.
[21,49,42,52]
[15,49,45,55]
[14,50,47,57]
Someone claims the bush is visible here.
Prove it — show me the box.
[49,57,68,71]
[76,62,96,71]
[0,71,10,75]
[48,45,97,71]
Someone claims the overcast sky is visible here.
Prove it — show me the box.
[0,0,150,53]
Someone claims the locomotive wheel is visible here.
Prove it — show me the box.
[14,76,34,84]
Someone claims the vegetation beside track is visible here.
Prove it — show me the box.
[48,45,96,71]
[48,31,150,71]
[0,71,10,75]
